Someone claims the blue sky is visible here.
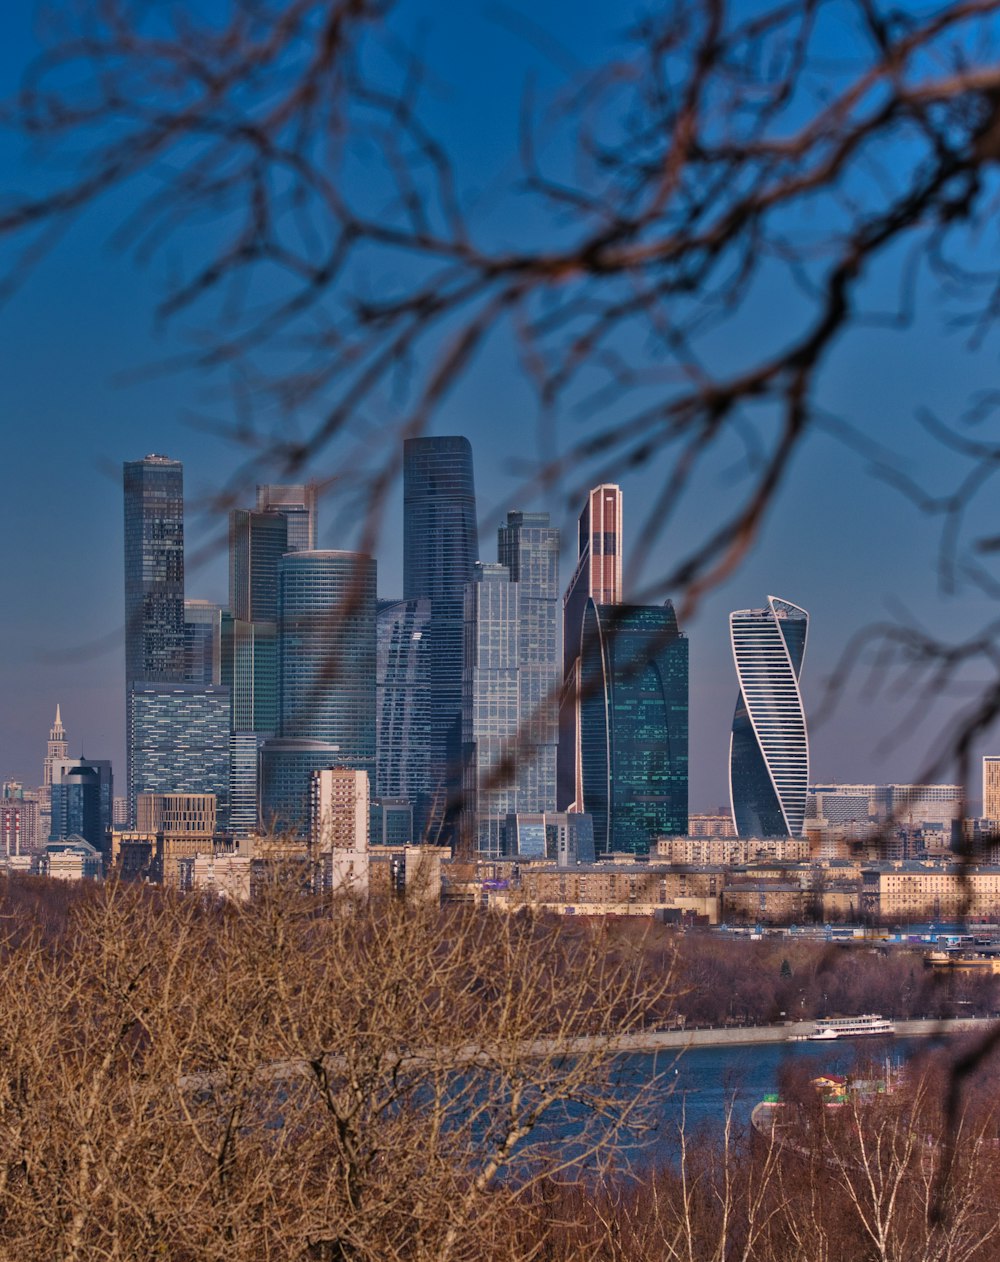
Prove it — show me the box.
[2,1,1000,810]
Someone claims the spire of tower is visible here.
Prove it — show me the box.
[55,704,61,728]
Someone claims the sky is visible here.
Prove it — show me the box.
[3,1,1000,811]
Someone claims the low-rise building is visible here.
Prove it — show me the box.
[862,862,1000,921]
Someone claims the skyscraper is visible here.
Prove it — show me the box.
[255,483,317,552]
[558,484,623,810]
[376,597,433,838]
[128,683,231,826]
[49,757,113,851]
[184,599,222,685]
[40,704,68,840]
[123,455,187,821]
[496,510,560,816]
[123,456,186,686]
[403,437,479,836]
[462,562,520,854]
[259,550,376,834]
[579,600,688,856]
[729,596,810,839]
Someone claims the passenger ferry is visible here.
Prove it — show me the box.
[807,1014,895,1041]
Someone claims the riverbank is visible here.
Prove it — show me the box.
[606,1015,996,1052]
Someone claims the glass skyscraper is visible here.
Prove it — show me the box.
[496,511,560,817]
[729,596,809,838]
[123,456,186,685]
[260,550,376,834]
[49,757,113,851]
[579,600,688,857]
[124,456,189,822]
[255,484,317,552]
[558,485,623,811]
[376,597,433,839]
[183,599,222,685]
[128,683,231,826]
[462,563,520,855]
[403,437,479,839]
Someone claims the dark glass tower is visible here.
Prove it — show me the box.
[729,596,809,838]
[376,597,433,838]
[579,600,688,857]
[123,456,185,685]
[260,550,376,834]
[123,455,187,822]
[403,437,479,838]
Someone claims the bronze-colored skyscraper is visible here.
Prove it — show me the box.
[557,484,623,810]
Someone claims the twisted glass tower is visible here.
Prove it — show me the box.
[729,596,809,838]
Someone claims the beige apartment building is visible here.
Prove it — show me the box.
[984,757,1000,823]
[862,863,1000,921]
[656,835,809,866]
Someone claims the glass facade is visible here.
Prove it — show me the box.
[49,758,113,850]
[376,598,433,838]
[123,456,185,685]
[255,484,317,552]
[579,600,688,857]
[259,551,376,834]
[403,437,479,841]
[729,596,809,838]
[123,455,187,823]
[497,511,560,817]
[127,683,231,827]
[229,731,266,838]
[462,563,519,855]
[184,599,222,685]
[558,485,622,811]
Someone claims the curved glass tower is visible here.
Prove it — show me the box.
[729,596,809,838]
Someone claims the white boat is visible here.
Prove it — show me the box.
[807,1014,895,1041]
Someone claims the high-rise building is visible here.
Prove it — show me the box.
[558,485,623,810]
[0,794,39,856]
[310,767,370,897]
[123,456,186,685]
[49,757,113,852]
[228,731,266,838]
[128,683,231,827]
[124,455,187,822]
[259,550,376,834]
[40,704,68,840]
[497,511,561,818]
[729,596,810,839]
[403,437,479,838]
[255,483,317,552]
[462,563,520,855]
[184,599,222,685]
[984,758,1000,821]
[579,601,688,856]
[376,597,433,838]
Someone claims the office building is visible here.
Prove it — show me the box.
[49,757,113,852]
[376,597,433,839]
[497,511,560,817]
[403,437,479,837]
[124,455,186,684]
[229,731,266,838]
[0,795,39,857]
[462,563,520,855]
[255,483,317,552]
[128,684,231,826]
[184,599,222,685]
[260,550,376,834]
[124,455,187,822]
[136,791,216,835]
[579,600,688,857]
[558,484,623,811]
[729,596,810,839]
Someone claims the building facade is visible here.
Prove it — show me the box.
[729,596,810,839]
[259,550,376,835]
[985,757,1000,822]
[403,437,479,839]
[40,704,68,841]
[184,599,222,685]
[579,600,688,857]
[558,484,623,811]
[376,597,433,839]
[49,757,113,852]
[255,483,317,552]
[127,683,231,826]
